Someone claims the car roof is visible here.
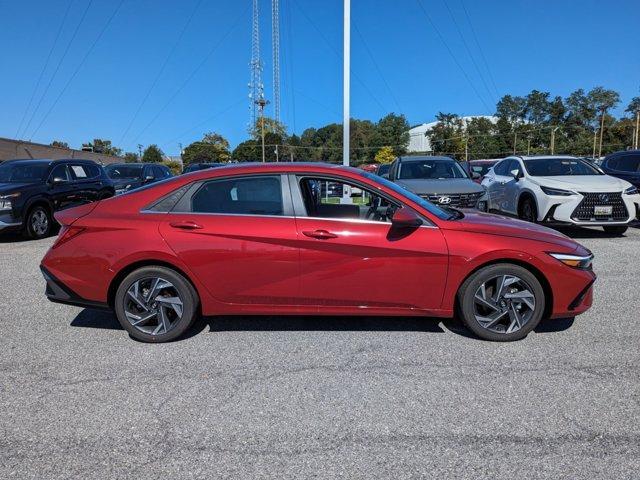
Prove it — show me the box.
[396,155,455,162]
[0,158,97,165]
[468,159,498,164]
[181,162,366,179]
[515,155,579,161]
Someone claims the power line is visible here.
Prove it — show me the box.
[119,0,204,145]
[30,0,125,140]
[441,0,495,105]
[459,0,500,99]
[22,0,94,139]
[15,0,74,139]
[161,97,245,148]
[353,22,403,113]
[414,0,493,114]
[291,0,388,114]
[129,5,249,148]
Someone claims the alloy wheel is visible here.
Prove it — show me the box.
[124,277,184,335]
[473,274,536,334]
[31,210,49,236]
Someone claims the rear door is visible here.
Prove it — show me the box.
[502,159,524,215]
[47,163,78,211]
[159,174,300,306]
[484,159,510,210]
[68,163,102,203]
[290,174,449,312]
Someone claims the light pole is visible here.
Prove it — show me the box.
[341,0,351,204]
[255,97,269,162]
[635,111,640,150]
[550,126,560,154]
[597,108,606,159]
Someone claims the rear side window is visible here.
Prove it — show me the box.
[612,154,640,172]
[70,164,100,179]
[189,176,283,216]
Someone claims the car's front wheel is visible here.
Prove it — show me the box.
[458,264,545,341]
[25,205,52,239]
[602,226,627,235]
[114,266,199,342]
[518,197,537,223]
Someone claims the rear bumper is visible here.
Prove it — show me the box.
[40,265,109,310]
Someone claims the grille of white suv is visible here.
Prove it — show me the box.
[571,192,628,221]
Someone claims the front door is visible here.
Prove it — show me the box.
[291,175,449,312]
[159,174,300,306]
[47,163,79,210]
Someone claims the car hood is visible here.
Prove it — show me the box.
[0,182,38,195]
[531,175,631,192]
[443,210,582,251]
[395,178,485,195]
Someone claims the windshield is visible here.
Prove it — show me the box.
[399,160,468,180]
[105,164,142,179]
[360,171,452,220]
[0,162,49,183]
[524,158,602,176]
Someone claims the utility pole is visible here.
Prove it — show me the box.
[550,126,560,154]
[464,134,469,162]
[513,131,517,155]
[274,144,279,162]
[527,136,531,156]
[255,97,269,162]
[592,128,598,159]
[635,111,640,150]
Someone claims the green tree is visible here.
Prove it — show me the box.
[371,113,410,157]
[625,96,640,116]
[231,140,261,162]
[250,117,287,140]
[123,152,139,163]
[163,160,182,175]
[182,132,230,165]
[427,112,465,158]
[85,138,122,156]
[525,90,551,125]
[374,146,395,164]
[50,140,69,149]
[142,144,164,163]
[496,95,527,125]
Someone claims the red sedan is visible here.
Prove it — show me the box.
[40,163,595,342]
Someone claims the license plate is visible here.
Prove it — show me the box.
[594,205,613,215]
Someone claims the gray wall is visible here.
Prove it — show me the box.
[0,137,123,165]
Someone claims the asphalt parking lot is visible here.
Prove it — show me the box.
[0,227,639,479]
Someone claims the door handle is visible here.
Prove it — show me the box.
[302,229,338,240]
[169,221,203,230]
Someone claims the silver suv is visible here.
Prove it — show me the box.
[387,156,488,210]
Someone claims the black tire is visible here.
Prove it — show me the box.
[25,205,53,239]
[114,266,199,343]
[518,196,537,223]
[603,226,627,235]
[458,264,545,342]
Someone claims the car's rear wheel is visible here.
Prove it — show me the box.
[458,264,545,341]
[602,226,627,235]
[518,197,537,223]
[114,266,199,342]
[25,205,52,239]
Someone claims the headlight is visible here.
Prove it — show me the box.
[548,252,594,269]
[624,185,639,195]
[0,193,20,212]
[540,186,575,196]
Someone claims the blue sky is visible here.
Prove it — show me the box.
[1,0,639,155]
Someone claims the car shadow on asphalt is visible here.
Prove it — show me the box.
[70,308,576,341]
[555,226,632,239]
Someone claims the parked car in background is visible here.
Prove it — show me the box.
[375,163,391,178]
[182,162,225,174]
[105,163,172,195]
[463,159,499,183]
[0,159,114,239]
[41,162,595,343]
[387,156,488,210]
[482,155,640,235]
[600,150,640,189]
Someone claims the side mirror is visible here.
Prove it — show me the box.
[391,206,423,228]
[144,175,155,183]
[50,177,67,186]
[510,169,521,181]
[471,171,481,180]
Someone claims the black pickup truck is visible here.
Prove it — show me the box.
[0,159,115,239]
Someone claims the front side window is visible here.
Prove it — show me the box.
[105,164,143,179]
[398,160,467,180]
[49,164,70,182]
[190,175,283,215]
[298,176,398,223]
[524,157,602,176]
[493,160,509,176]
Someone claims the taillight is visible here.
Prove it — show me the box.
[51,226,85,249]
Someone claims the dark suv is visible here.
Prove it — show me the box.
[387,156,488,210]
[104,163,172,195]
[182,162,225,174]
[601,150,640,188]
[0,159,115,239]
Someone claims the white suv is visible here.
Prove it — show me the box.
[482,155,640,234]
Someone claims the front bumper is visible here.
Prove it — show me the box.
[40,265,109,310]
[538,192,640,226]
